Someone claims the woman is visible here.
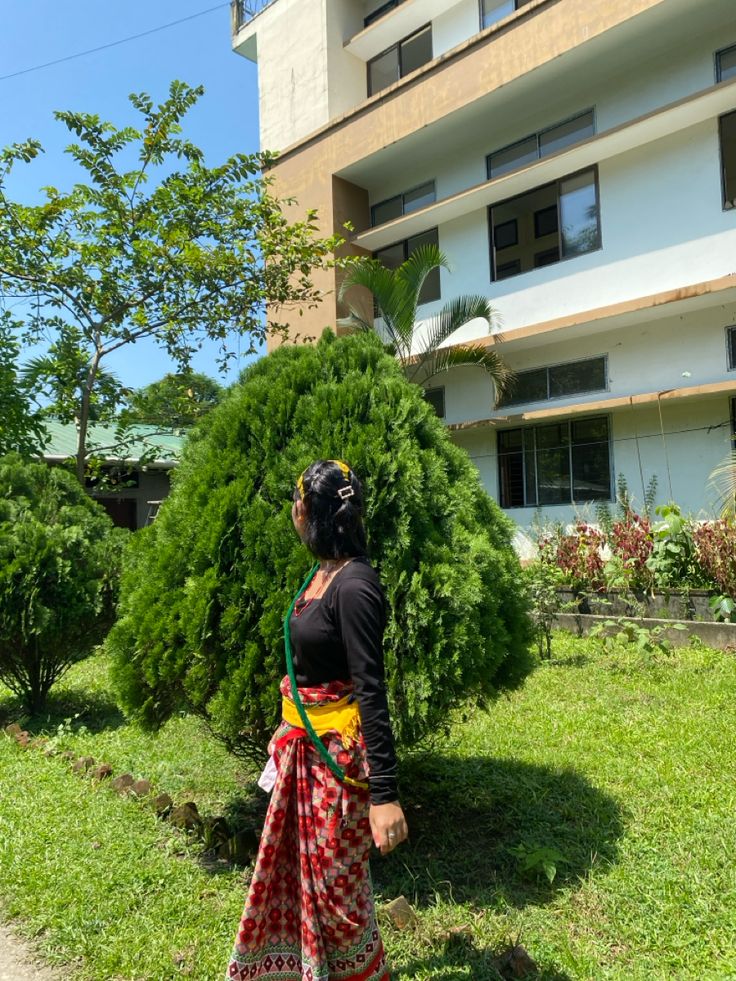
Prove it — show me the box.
[226,459,408,981]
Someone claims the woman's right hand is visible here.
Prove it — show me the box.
[369,801,408,855]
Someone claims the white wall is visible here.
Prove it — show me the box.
[433,0,480,57]
[327,0,368,120]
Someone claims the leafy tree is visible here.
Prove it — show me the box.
[0,454,124,713]
[120,371,225,430]
[0,81,338,485]
[106,330,531,762]
[0,314,47,457]
[338,244,512,398]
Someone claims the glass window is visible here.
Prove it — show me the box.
[364,0,400,28]
[368,47,399,96]
[498,417,611,508]
[403,181,436,213]
[727,326,736,370]
[549,357,606,398]
[488,136,538,179]
[487,110,595,180]
[539,110,595,157]
[481,0,515,29]
[374,241,404,270]
[717,44,736,82]
[498,357,607,407]
[400,25,432,76]
[423,386,445,417]
[491,171,602,282]
[371,195,403,227]
[559,170,600,257]
[720,111,736,209]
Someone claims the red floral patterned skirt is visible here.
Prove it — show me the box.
[226,677,390,981]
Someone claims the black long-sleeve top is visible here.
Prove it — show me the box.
[288,557,399,805]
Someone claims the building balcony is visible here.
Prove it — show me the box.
[353,73,736,251]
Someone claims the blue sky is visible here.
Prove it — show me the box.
[0,1,263,389]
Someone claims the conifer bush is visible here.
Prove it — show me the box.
[107,331,531,761]
[0,454,124,712]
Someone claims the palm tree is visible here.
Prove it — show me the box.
[338,244,512,400]
[708,453,736,517]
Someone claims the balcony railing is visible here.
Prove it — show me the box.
[231,0,277,32]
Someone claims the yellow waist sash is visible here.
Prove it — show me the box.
[281,694,368,789]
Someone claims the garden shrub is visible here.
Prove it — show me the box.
[544,522,606,593]
[0,454,124,712]
[693,520,736,598]
[106,330,531,762]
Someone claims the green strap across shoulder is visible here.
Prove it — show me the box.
[283,563,351,786]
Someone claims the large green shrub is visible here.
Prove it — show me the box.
[107,331,531,761]
[0,455,124,712]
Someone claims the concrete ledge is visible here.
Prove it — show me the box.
[555,613,736,651]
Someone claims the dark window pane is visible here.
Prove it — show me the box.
[534,205,558,239]
[368,47,399,95]
[496,259,521,280]
[403,181,435,213]
[499,450,525,507]
[500,367,548,406]
[423,386,445,417]
[718,45,736,82]
[494,219,518,250]
[539,110,595,157]
[720,111,736,209]
[400,25,432,77]
[371,195,403,227]
[481,0,515,29]
[536,423,569,449]
[571,416,609,443]
[374,241,404,270]
[534,247,560,267]
[524,443,538,506]
[572,419,611,501]
[488,135,538,179]
[549,357,606,398]
[537,447,570,504]
[728,327,736,370]
[559,169,600,256]
[364,0,399,27]
[498,428,523,451]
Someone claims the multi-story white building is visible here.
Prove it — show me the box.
[232,0,736,529]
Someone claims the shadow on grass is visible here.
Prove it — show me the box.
[393,945,574,981]
[373,753,624,911]
[0,685,127,736]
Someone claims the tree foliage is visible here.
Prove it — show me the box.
[339,243,512,399]
[0,455,124,713]
[0,315,48,457]
[106,331,531,762]
[120,371,225,430]
[0,81,339,484]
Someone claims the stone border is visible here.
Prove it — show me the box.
[554,613,736,649]
[1,724,260,866]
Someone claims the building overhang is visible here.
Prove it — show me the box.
[353,74,736,251]
[447,379,736,432]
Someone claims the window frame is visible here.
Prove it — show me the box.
[486,108,596,181]
[718,109,736,211]
[716,43,736,83]
[497,415,613,509]
[478,0,534,31]
[370,180,436,228]
[726,325,736,371]
[488,165,602,283]
[367,23,433,96]
[364,0,402,28]
[498,354,608,407]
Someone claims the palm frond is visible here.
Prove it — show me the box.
[412,344,514,397]
[338,258,408,354]
[707,453,736,517]
[420,294,494,354]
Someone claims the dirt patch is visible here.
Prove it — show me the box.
[0,921,59,981]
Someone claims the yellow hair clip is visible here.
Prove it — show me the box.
[329,460,351,479]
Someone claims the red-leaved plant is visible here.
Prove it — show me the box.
[692,520,736,599]
[609,515,654,592]
[548,522,606,593]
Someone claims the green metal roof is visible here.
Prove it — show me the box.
[41,420,185,467]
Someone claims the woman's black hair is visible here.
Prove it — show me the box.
[294,460,368,559]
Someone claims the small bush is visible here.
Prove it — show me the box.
[544,522,606,593]
[0,454,124,712]
[693,520,736,599]
[106,331,531,762]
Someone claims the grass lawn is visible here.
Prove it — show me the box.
[1,635,736,979]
